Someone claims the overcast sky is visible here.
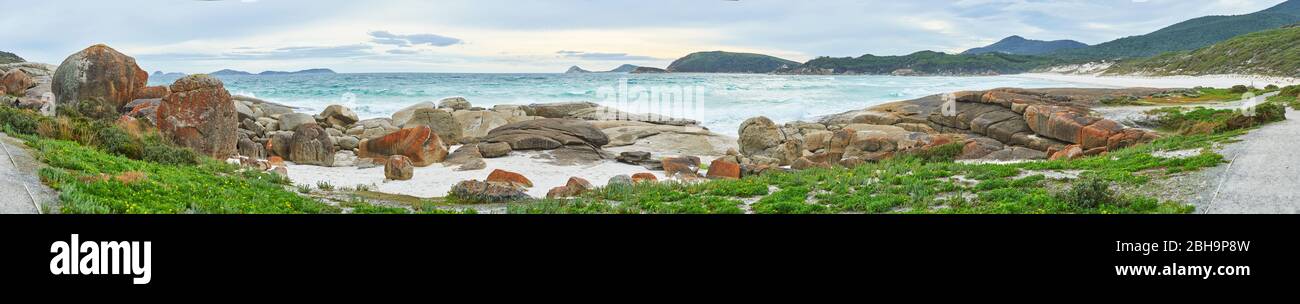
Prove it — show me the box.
[0,0,1287,73]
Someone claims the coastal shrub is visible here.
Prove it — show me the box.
[901,142,964,163]
[1229,85,1250,94]
[141,135,199,166]
[1148,105,1283,135]
[1282,85,1300,97]
[1057,178,1116,209]
[2,103,202,166]
[0,105,48,134]
[1265,84,1280,91]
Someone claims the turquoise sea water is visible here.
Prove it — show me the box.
[149,73,1088,135]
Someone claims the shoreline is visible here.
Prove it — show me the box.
[281,72,1295,201]
[1010,73,1300,89]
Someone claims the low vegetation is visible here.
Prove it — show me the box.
[1145,102,1285,135]
[1,103,460,214]
[510,130,1245,214]
[795,51,1063,75]
[1106,26,1300,77]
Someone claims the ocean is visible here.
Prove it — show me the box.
[149,73,1088,136]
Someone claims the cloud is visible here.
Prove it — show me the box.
[556,50,659,61]
[140,44,375,61]
[369,30,461,47]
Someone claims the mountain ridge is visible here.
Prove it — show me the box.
[962,36,1088,55]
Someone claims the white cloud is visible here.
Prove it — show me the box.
[1,0,1290,73]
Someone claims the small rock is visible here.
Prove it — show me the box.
[705,159,741,179]
[662,156,701,177]
[617,151,653,165]
[385,155,414,181]
[486,169,533,188]
[450,180,531,203]
[608,175,633,186]
[478,142,512,158]
[632,173,658,183]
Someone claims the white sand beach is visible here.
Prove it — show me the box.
[1012,73,1300,89]
[287,148,677,199]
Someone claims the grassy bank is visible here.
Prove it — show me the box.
[1,104,410,214]
[509,132,1228,214]
[512,94,1286,214]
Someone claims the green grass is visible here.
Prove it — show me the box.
[30,138,338,214]
[510,127,1252,214]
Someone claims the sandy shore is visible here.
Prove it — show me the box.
[1012,73,1300,89]
[288,148,683,199]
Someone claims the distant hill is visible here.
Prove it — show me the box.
[564,64,639,74]
[152,71,187,78]
[211,69,254,76]
[667,51,799,73]
[259,68,336,75]
[962,36,1088,55]
[607,64,640,73]
[0,51,24,64]
[630,67,669,74]
[565,66,592,74]
[783,51,1061,76]
[1051,0,1300,61]
[211,68,336,76]
[1106,25,1300,77]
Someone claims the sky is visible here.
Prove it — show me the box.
[0,0,1288,73]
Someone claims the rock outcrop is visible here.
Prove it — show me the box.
[357,126,449,167]
[391,102,462,143]
[1,69,35,94]
[804,87,1164,163]
[482,118,610,151]
[739,116,801,166]
[52,44,150,119]
[155,74,238,159]
[287,123,336,166]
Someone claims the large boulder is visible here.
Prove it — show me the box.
[278,113,315,132]
[237,137,266,159]
[156,75,238,159]
[393,105,462,143]
[52,44,150,119]
[738,116,801,166]
[453,110,511,139]
[525,101,597,118]
[1024,105,1096,144]
[1,69,35,94]
[346,118,400,140]
[444,144,486,171]
[357,126,449,167]
[391,101,435,126]
[287,123,336,166]
[438,97,471,110]
[482,118,609,151]
[320,104,358,127]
